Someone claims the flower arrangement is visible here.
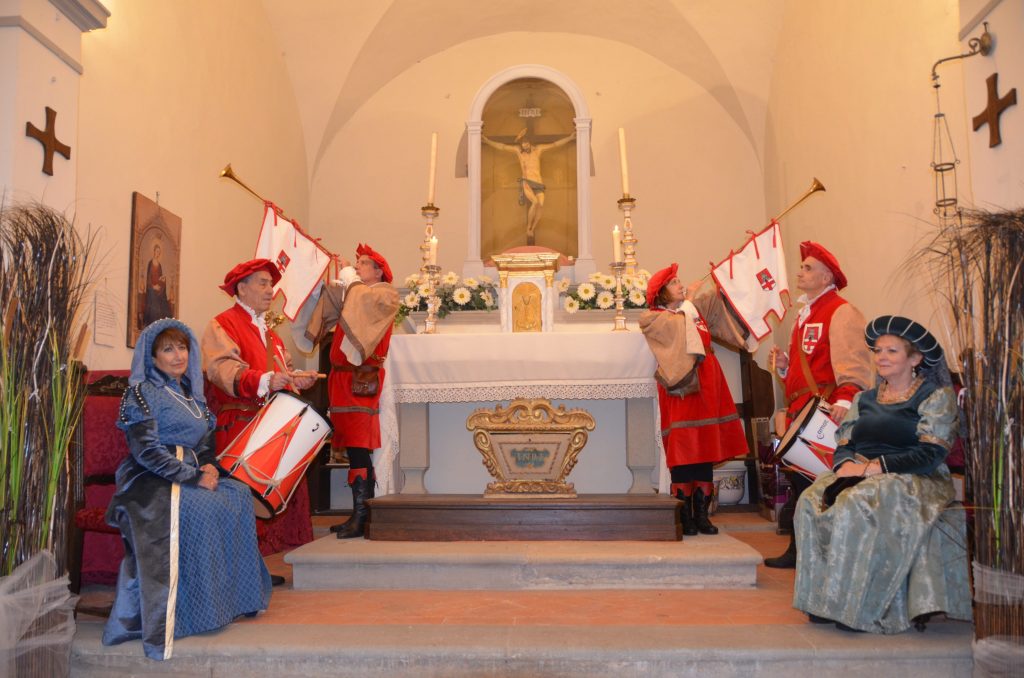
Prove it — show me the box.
[396,271,499,324]
[559,269,651,314]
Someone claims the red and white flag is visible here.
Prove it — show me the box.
[255,203,331,320]
[711,221,790,340]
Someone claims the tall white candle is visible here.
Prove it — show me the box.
[612,225,623,262]
[427,132,438,204]
[617,128,630,196]
[429,236,438,266]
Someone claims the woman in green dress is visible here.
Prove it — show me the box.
[793,315,972,633]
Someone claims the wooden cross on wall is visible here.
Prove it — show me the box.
[25,106,71,176]
[973,73,1017,148]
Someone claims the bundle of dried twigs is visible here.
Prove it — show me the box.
[923,207,1023,670]
[0,202,94,577]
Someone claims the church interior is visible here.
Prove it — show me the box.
[2,0,1023,675]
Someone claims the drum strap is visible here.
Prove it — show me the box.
[790,348,836,405]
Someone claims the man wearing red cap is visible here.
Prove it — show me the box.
[764,241,872,568]
[303,244,399,538]
[640,264,758,537]
[201,259,316,570]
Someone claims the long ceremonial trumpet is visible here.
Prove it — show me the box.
[219,163,268,203]
[772,177,825,222]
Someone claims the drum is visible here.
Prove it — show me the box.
[774,397,837,480]
[218,391,331,519]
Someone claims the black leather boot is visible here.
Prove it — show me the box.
[333,474,373,539]
[764,532,797,568]
[675,490,698,536]
[693,487,719,535]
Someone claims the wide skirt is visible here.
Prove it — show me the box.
[792,467,972,633]
[103,476,271,660]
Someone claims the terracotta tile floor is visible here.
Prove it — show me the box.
[80,512,806,628]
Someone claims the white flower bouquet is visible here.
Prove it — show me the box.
[558,270,651,313]
[396,271,499,324]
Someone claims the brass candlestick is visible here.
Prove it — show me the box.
[611,261,628,332]
[617,195,638,276]
[419,203,441,334]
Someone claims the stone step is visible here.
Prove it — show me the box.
[71,620,974,677]
[284,533,761,590]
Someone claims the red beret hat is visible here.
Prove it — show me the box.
[799,241,847,291]
[356,243,393,283]
[646,263,679,307]
[219,258,281,296]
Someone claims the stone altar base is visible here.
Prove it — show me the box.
[364,493,681,541]
[284,532,761,591]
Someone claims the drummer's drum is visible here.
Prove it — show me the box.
[774,396,837,480]
[218,391,331,519]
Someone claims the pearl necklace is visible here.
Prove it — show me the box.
[164,385,205,419]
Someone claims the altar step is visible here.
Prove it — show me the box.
[284,532,761,591]
[365,493,682,541]
[70,619,974,677]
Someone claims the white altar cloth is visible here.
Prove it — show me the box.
[376,330,668,494]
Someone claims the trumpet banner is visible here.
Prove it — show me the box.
[711,221,789,340]
[255,204,330,320]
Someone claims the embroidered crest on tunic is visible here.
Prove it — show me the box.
[802,323,823,354]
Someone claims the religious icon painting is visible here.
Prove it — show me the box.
[126,192,182,347]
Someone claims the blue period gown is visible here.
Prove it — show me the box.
[103,321,271,660]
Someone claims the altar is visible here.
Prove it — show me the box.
[375,327,669,497]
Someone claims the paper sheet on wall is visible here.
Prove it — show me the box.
[93,287,118,347]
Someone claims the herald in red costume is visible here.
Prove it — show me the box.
[640,264,758,536]
[201,258,313,556]
[303,244,400,538]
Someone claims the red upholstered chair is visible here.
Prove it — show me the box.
[67,370,131,594]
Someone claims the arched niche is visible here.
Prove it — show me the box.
[464,65,594,281]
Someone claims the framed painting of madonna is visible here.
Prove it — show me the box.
[126,192,182,347]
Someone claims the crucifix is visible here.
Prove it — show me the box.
[25,106,72,176]
[972,73,1017,148]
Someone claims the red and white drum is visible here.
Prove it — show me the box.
[774,396,837,480]
[218,391,331,519]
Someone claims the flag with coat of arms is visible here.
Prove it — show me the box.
[255,203,331,320]
[710,220,789,340]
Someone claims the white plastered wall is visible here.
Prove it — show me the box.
[74,0,309,370]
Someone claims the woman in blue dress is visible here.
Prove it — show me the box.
[103,318,271,660]
[793,315,972,633]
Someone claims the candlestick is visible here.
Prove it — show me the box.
[419,202,441,333]
[618,128,630,197]
[617,196,638,276]
[422,264,441,334]
[610,261,628,332]
[612,225,623,263]
[427,132,438,205]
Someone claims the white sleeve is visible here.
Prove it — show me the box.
[333,266,359,288]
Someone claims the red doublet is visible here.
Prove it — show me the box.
[206,304,290,449]
[328,323,393,449]
[206,303,312,555]
[783,289,857,417]
[657,310,748,467]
